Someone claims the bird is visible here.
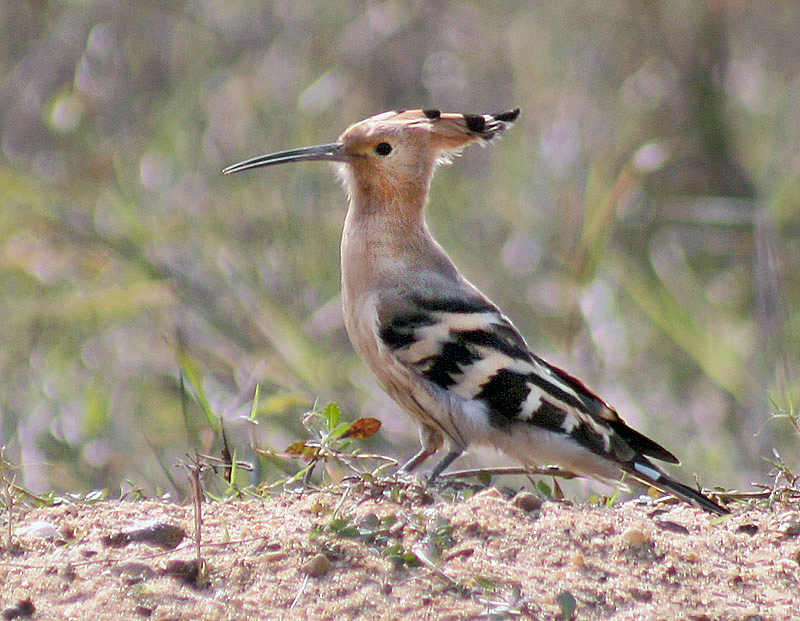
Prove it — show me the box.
[223,108,728,515]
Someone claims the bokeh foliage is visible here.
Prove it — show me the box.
[1,1,797,495]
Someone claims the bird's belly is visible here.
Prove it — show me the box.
[492,424,622,483]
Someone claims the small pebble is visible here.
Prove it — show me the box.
[102,521,185,549]
[60,563,77,582]
[782,521,800,538]
[777,512,799,537]
[15,521,58,541]
[444,548,474,562]
[656,520,689,535]
[779,558,798,573]
[113,562,156,584]
[510,491,543,513]
[388,520,404,537]
[58,525,75,540]
[463,521,481,536]
[263,551,287,563]
[622,527,650,546]
[162,559,204,586]
[303,553,332,577]
[1,599,34,620]
[472,487,505,502]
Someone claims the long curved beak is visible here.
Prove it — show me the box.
[222,142,346,175]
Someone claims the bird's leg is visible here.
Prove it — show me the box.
[425,448,463,483]
[398,425,443,473]
[398,447,434,473]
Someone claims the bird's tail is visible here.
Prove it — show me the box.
[625,458,729,515]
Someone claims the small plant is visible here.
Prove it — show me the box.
[604,474,625,508]
[258,402,390,488]
[428,515,455,558]
[768,390,799,436]
[536,477,566,500]
[315,510,420,568]
[1,447,15,551]
[174,451,212,589]
[0,447,55,552]
[476,583,530,620]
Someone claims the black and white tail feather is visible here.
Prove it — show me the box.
[623,458,726,515]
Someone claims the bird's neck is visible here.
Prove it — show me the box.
[341,191,428,271]
[339,188,454,305]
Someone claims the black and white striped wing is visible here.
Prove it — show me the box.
[378,288,672,460]
[375,284,728,514]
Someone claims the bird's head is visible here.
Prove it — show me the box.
[224,108,519,204]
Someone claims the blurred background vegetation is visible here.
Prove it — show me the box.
[1,0,797,499]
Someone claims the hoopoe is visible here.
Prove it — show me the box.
[224,108,728,515]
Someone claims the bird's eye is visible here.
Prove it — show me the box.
[375,142,392,156]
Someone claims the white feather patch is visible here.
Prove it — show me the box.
[633,461,662,482]
[452,355,533,399]
[402,311,503,364]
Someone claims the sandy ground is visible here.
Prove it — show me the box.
[1,481,798,620]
